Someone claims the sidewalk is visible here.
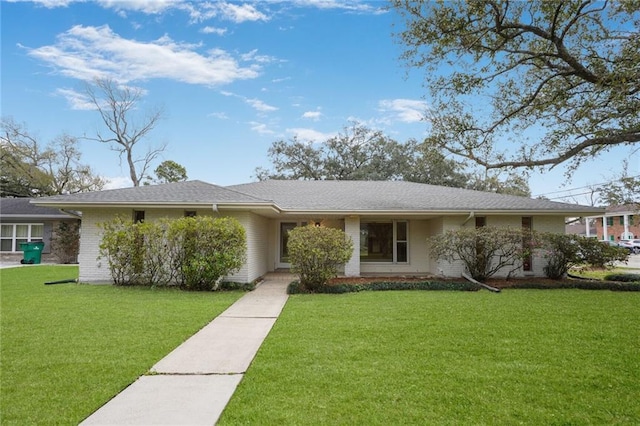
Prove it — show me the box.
[80,273,292,425]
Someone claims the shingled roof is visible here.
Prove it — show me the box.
[32,179,603,215]
[227,180,602,214]
[0,197,77,218]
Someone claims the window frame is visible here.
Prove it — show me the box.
[0,223,45,252]
[359,220,409,264]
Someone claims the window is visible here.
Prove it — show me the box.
[475,216,486,228]
[0,224,44,252]
[360,221,408,263]
[620,216,625,225]
[184,211,197,217]
[133,210,145,223]
[606,217,614,226]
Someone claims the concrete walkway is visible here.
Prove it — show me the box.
[80,272,292,425]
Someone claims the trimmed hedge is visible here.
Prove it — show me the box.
[287,279,640,294]
[603,273,640,283]
[287,280,481,294]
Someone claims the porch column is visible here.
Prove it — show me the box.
[585,218,591,238]
[344,216,360,277]
[602,215,608,240]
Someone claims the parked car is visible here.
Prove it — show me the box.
[620,239,640,254]
[602,240,633,252]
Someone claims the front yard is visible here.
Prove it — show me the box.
[2,266,638,425]
[220,290,640,425]
[0,266,243,424]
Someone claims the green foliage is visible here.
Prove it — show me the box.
[288,225,353,292]
[393,1,640,174]
[538,233,582,279]
[429,226,532,281]
[169,216,246,291]
[578,238,629,269]
[50,221,80,264]
[603,273,640,283]
[98,216,246,289]
[287,279,479,294]
[255,120,530,195]
[145,160,188,185]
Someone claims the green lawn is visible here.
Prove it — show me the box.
[0,265,243,425]
[220,290,640,425]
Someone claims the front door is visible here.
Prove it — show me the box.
[278,221,306,268]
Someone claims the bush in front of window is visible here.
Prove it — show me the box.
[50,221,80,264]
[429,226,534,281]
[288,225,353,292]
[98,216,246,289]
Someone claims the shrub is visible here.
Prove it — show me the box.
[168,216,246,291]
[98,216,142,286]
[98,216,246,289]
[603,273,640,283]
[288,225,353,292]
[287,280,480,294]
[577,238,629,268]
[538,233,582,279]
[429,226,533,281]
[50,221,80,264]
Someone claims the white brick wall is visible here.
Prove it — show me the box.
[344,216,360,276]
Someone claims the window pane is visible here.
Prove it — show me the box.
[1,225,13,238]
[397,242,407,263]
[397,221,407,241]
[31,225,44,238]
[16,239,27,249]
[1,240,12,251]
[16,225,28,238]
[360,223,392,262]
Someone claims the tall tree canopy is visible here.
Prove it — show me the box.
[393,0,640,174]
[1,117,104,197]
[145,160,188,185]
[84,78,166,187]
[255,121,530,195]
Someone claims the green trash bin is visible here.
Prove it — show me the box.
[20,241,45,264]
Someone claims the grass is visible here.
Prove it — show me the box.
[0,265,244,425]
[219,290,640,425]
[570,266,638,280]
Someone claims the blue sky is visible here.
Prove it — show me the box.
[2,0,637,203]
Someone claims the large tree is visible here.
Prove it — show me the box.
[393,0,640,174]
[255,121,529,194]
[1,117,104,197]
[255,121,470,185]
[144,160,188,185]
[84,78,166,187]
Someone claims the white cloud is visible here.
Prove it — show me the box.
[200,26,227,35]
[103,176,133,189]
[286,127,334,143]
[378,99,428,123]
[216,2,269,23]
[26,25,261,86]
[302,110,322,121]
[55,88,96,110]
[97,0,178,14]
[246,98,278,112]
[291,0,385,14]
[250,122,275,135]
[208,112,229,119]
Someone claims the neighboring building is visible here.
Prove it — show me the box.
[0,198,81,263]
[585,204,639,241]
[32,180,603,283]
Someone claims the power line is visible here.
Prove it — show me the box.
[533,175,640,198]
